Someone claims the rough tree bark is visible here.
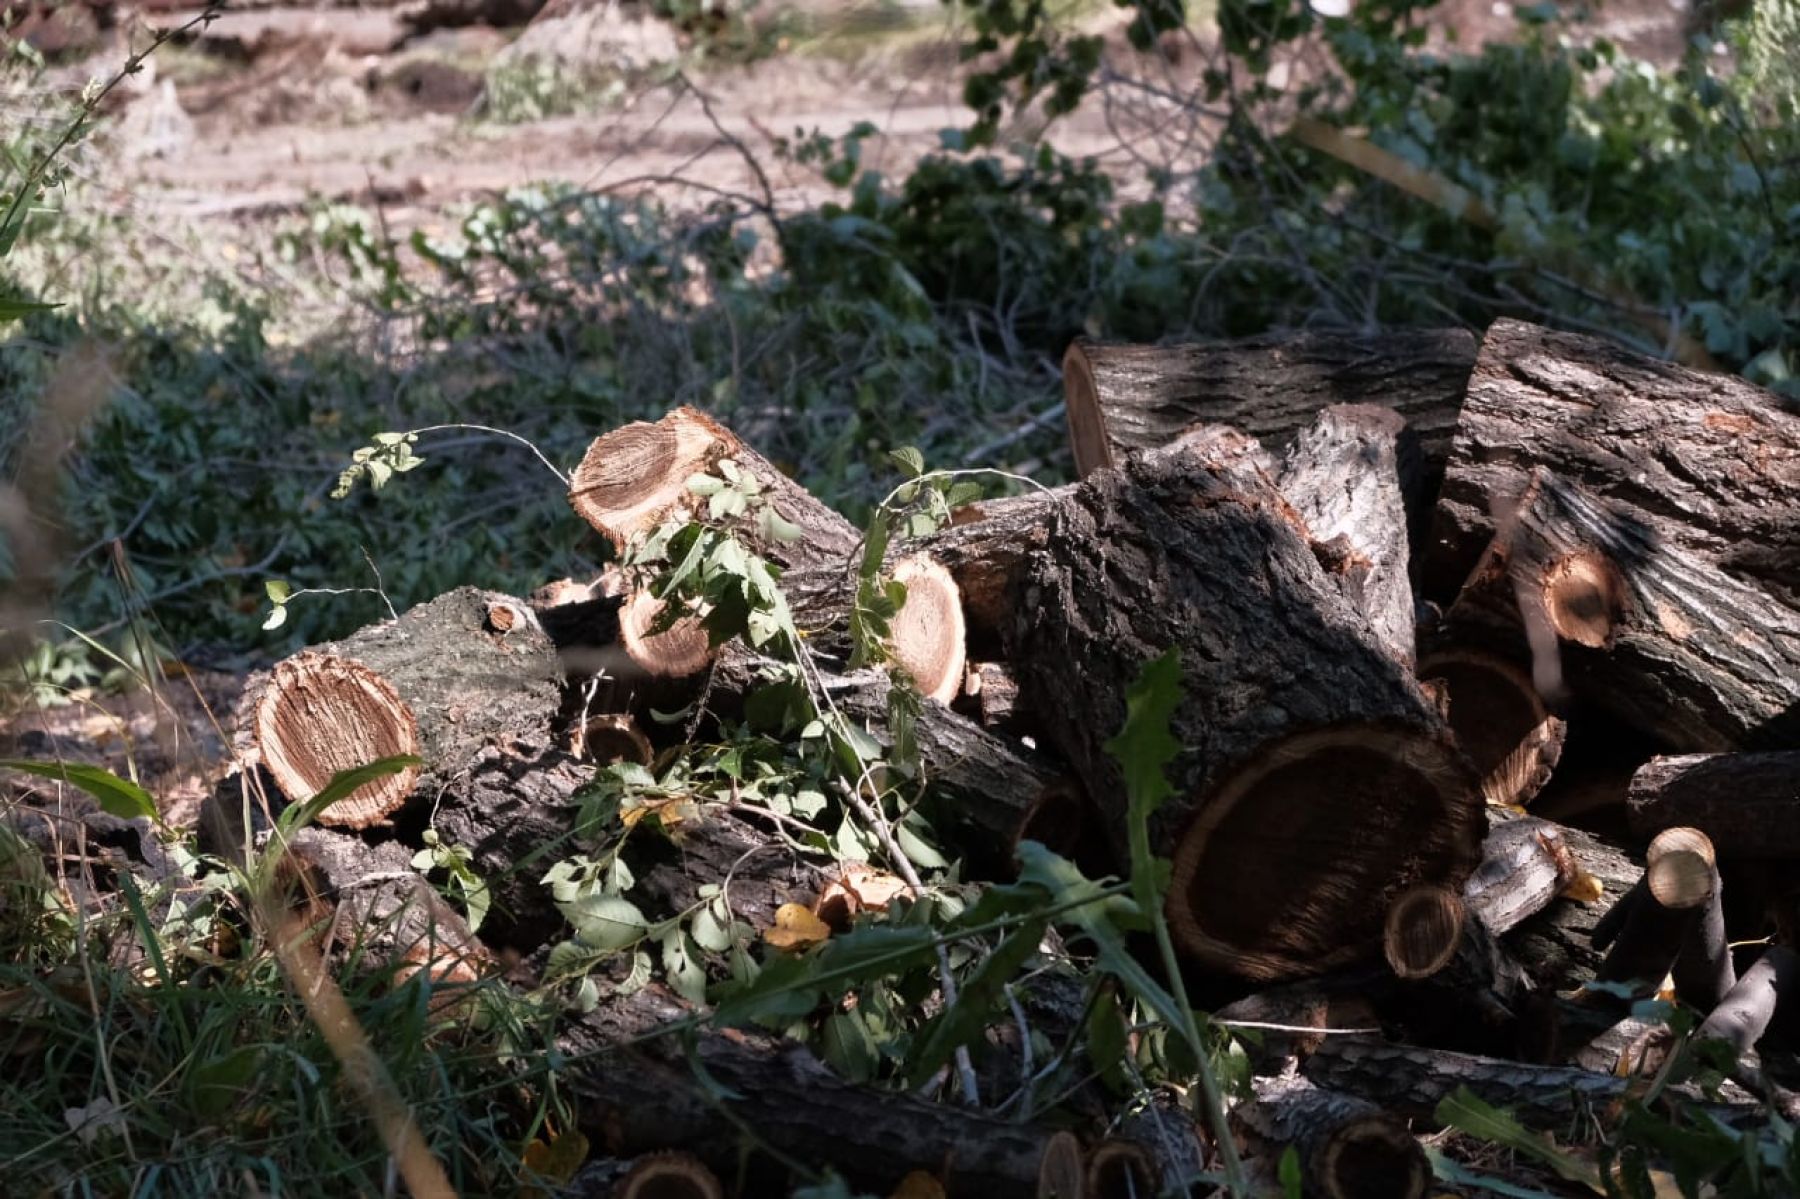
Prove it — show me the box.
[247,587,562,828]
[559,984,1087,1199]
[1424,318,1800,607]
[1277,404,1419,664]
[1061,330,1475,501]
[1627,752,1800,857]
[1234,1073,1429,1199]
[1446,465,1800,751]
[966,431,1483,979]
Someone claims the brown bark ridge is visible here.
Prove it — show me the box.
[1005,431,1482,979]
[1061,330,1475,493]
[1627,752,1800,858]
[1452,465,1800,751]
[250,587,562,828]
[1234,1073,1429,1199]
[1415,648,1565,808]
[955,660,1033,736]
[568,405,862,572]
[1277,403,1418,664]
[1424,318,1800,608]
[559,985,1086,1199]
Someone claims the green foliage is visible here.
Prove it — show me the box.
[0,759,157,822]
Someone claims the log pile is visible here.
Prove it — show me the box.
[197,317,1800,1192]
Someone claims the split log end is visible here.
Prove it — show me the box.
[889,556,968,705]
[569,407,722,547]
[253,652,421,828]
[1167,724,1481,980]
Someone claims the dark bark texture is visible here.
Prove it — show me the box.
[1627,752,1800,857]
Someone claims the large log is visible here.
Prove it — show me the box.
[1276,404,1418,664]
[1627,752,1800,857]
[1424,319,1800,608]
[1061,330,1475,498]
[1415,647,1565,808]
[568,406,863,572]
[247,588,562,828]
[559,984,1086,1199]
[1500,821,1641,995]
[981,432,1482,979]
[1447,465,1800,751]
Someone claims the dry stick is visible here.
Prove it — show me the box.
[1287,120,1718,370]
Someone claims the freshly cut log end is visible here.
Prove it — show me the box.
[253,652,421,828]
[618,1150,723,1199]
[889,556,967,704]
[1167,724,1482,980]
[1035,1130,1086,1199]
[575,713,654,766]
[1417,649,1565,808]
[619,589,713,681]
[1085,1140,1155,1199]
[1062,339,1115,476]
[568,409,720,549]
[1383,886,1466,979]
[1316,1116,1428,1199]
[1645,826,1717,910]
[1541,549,1628,649]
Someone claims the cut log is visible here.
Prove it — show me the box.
[249,588,562,828]
[1234,1073,1428,1199]
[1424,319,1800,609]
[1627,752,1800,858]
[1592,827,1723,997]
[617,587,715,689]
[572,713,653,766]
[994,432,1481,979]
[782,556,969,704]
[1446,465,1800,751]
[1415,648,1565,808]
[618,1153,722,1199]
[1277,404,1418,663]
[568,406,862,572]
[1500,820,1641,995]
[1213,973,1386,1071]
[1697,946,1800,1056]
[1061,330,1475,501]
[1382,884,1531,1030]
[1384,886,1465,979]
[560,984,1087,1198]
[1462,816,1580,937]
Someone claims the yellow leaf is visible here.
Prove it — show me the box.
[519,1128,589,1197]
[1560,868,1605,903]
[764,903,831,952]
[620,795,691,831]
[891,1170,947,1199]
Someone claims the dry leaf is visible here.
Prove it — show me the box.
[519,1127,589,1198]
[1560,868,1605,903]
[620,795,692,831]
[764,902,831,952]
[814,863,912,930]
[891,1170,947,1199]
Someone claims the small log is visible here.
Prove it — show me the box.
[1415,648,1565,808]
[1092,1092,1206,1199]
[1382,884,1532,1035]
[1593,828,1720,997]
[1627,752,1800,858]
[1061,330,1475,499]
[1276,403,1418,663]
[1234,1073,1428,1199]
[1696,946,1800,1056]
[1005,433,1480,979]
[561,985,1086,1199]
[1575,1013,1675,1077]
[1500,820,1641,995]
[1450,465,1800,751]
[1463,816,1579,937]
[618,1152,723,1199]
[572,713,653,766]
[955,661,1033,736]
[1658,829,1735,1012]
[1425,319,1800,609]
[781,556,969,705]
[249,588,562,828]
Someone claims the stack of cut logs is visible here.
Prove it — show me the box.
[213,318,1800,1198]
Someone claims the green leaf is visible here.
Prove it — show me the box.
[557,893,648,951]
[264,579,292,604]
[1103,647,1183,826]
[1085,985,1131,1092]
[895,822,948,871]
[888,446,926,478]
[1433,1088,1602,1191]
[1278,1146,1303,1199]
[906,917,1046,1086]
[822,1008,879,1083]
[0,760,157,821]
[661,929,708,1004]
[691,902,735,953]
